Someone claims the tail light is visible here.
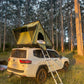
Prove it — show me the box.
[8,58,10,61]
[19,60,32,64]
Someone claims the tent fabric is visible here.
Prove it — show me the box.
[17,32,32,44]
[13,21,52,49]
[38,44,46,50]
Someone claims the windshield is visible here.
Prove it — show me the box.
[11,50,26,58]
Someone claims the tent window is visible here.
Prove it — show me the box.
[38,32,44,40]
[20,26,36,32]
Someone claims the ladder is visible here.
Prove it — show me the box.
[41,50,63,84]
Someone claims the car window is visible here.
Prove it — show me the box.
[33,50,43,58]
[11,50,26,58]
[48,51,59,58]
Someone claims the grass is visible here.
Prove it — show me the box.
[0,51,84,84]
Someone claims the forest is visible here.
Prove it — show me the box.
[0,0,84,84]
[0,0,84,56]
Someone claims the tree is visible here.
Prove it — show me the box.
[0,0,3,49]
[74,0,83,56]
[70,10,74,51]
[0,24,2,49]
[0,0,84,51]
[56,16,58,50]
[60,0,64,52]
[3,14,6,52]
[51,0,54,49]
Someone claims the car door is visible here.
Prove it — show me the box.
[47,50,63,71]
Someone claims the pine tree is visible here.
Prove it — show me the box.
[70,10,74,51]
[74,0,83,56]
[60,0,64,52]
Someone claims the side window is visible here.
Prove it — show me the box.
[33,50,43,58]
[48,51,59,58]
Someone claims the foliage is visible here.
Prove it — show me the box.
[0,0,84,51]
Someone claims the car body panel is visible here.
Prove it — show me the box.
[7,47,69,77]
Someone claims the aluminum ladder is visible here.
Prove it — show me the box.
[41,50,63,84]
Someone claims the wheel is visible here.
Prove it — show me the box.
[36,68,47,83]
[63,62,69,71]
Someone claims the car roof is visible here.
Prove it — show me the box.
[12,47,55,51]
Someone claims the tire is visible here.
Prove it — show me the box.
[36,68,47,83]
[63,62,69,71]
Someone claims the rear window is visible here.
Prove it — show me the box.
[11,50,26,58]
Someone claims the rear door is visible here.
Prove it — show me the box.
[8,49,27,70]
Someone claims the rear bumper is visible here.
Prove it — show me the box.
[7,67,25,76]
[7,67,24,73]
[7,66,36,77]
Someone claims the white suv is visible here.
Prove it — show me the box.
[7,47,69,83]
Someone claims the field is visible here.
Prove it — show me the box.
[0,51,84,84]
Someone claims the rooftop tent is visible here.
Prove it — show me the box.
[13,21,52,49]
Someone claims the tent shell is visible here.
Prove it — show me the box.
[13,21,52,48]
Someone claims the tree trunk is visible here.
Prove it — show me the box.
[0,0,3,49]
[56,16,58,50]
[83,20,84,33]
[60,0,64,52]
[0,24,2,49]
[3,15,6,52]
[51,0,54,49]
[74,0,83,56]
[68,25,71,50]
[0,32,1,49]
[49,15,52,41]
[66,14,71,50]
[61,15,64,52]
[70,12,74,51]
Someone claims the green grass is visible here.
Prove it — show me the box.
[0,51,84,84]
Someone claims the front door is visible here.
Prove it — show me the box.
[42,50,63,72]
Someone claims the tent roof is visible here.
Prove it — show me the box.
[13,21,52,49]
[13,21,39,31]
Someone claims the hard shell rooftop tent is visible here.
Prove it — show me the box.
[13,21,52,49]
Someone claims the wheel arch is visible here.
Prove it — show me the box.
[36,65,48,77]
[63,61,69,71]
[64,61,69,65]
